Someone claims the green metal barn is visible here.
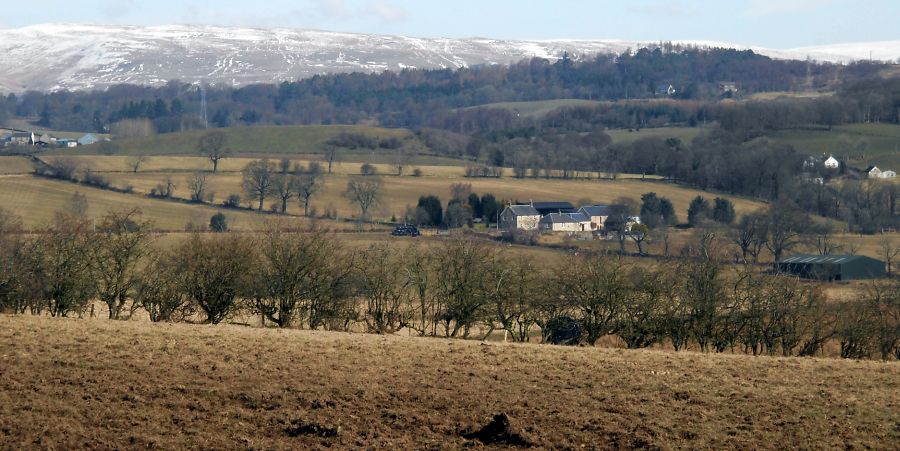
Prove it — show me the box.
[777,254,886,281]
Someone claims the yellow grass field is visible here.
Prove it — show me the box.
[0,156,35,174]
[0,176,298,230]
[99,171,767,221]
[0,315,896,449]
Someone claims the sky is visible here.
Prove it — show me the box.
[0,0,897,48]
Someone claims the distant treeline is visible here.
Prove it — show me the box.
[0,46,891,133]
[0,209,897,361]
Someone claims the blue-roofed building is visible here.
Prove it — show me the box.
[77,133,99,146]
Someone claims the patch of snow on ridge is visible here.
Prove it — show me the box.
[0,23,898,93]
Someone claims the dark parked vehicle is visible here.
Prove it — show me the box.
[391,225,420,237]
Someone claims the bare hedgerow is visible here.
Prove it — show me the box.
[251,228,352,329]
[356,243,413,334]
[174,233,257,324]
[26,213,95,317]
[135,251,195,322]
[90,209,153,320]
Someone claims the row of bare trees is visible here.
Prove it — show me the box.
[0,209,896,360]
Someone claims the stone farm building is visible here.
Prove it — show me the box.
[499,205,541,231]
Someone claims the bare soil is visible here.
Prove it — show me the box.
[0,315,897,449]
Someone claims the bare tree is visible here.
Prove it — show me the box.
[128,154,148,173]
[176,233,256,324]
[629,223,650,256]
[252,228,350,328]
[878,236,900,275]
[90,209,153,320]
[357,244,412,334]
[324,144,339,174]
[296,171,323,217]
[394,146,414,176]
[271,173,297,214]
[242,159,276,211]
[67,192,89,218]
[732,212,767,264]
[554,254,629,345]
[197,130,229,173]
[187,172,211,203]
[764,201,809,266]
[343,176,383,219]
[135,251,194,322]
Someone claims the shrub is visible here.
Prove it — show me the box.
[209,213,228,232]
[360,163,378,176]
[223,194,241,208]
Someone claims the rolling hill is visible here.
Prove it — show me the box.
[2,23,900,93]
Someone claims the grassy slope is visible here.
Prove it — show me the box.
[0,315,896,449]
[0,175,320,231]
[0,156,35,174]
[769,123,900,169]
[607,126,706,145]
[95,171,767,220]
[459,99,608,117]
[56,125,417,157]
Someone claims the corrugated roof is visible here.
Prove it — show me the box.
[780,254,867,264]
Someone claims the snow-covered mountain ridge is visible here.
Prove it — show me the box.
[1,23,898,93]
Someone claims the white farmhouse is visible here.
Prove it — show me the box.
[865,166,883,178]
[499,205,541,231]
[823,155,839,169]
[578,205,614,231]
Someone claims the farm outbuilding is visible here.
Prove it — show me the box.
[777,254,885,281]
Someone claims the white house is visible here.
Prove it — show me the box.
[564,212,593,232]
[881,170,896,178]
[578,205,614,231]
[539,213,582,233]
[865,166,883,178]
[499,205,541,231]
[823,155,839,169]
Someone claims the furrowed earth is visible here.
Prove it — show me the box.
[0,315,897,449]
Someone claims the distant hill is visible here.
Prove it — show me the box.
[1,23,899,93]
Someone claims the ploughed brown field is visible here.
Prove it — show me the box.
[1,315,898,449]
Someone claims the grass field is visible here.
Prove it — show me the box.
[768,123,900,170]
[0,175,313,231]
[460,99,608,117]
[607,126,707,145]
[49,125,419,157]
[96,171,768,221]
[0,156,34,174]
[0,315,896,449]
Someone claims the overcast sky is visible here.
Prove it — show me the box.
[1,0,897,48]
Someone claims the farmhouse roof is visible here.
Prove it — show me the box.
[531,201,576,214]
[864,165,879,173]
[579,205,614,216]
[565,212,590,222]
[540,213,579,224]
[506,205,540,216]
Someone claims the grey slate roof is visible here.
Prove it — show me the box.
[565,212,590,222]
[532,201,576,214]
[506,205,540,216]
[579,205,613,216]
[540,213,579,224]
